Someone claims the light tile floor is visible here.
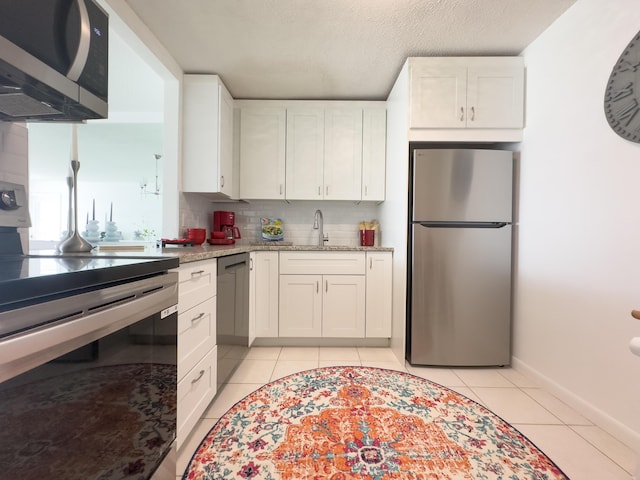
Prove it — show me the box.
[176,347,637,479]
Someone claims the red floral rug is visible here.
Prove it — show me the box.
[0,363,175,480]
[183,366,569,479]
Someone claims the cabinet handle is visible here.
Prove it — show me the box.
[325,279,328,292]
[191,369,205,384]
[318,186,321,196]
[191,270,205,276]
[191,312,206,323]
[369,258,373,269]
[326,186,329,196]
[316,281,319,293]
[470,106,475,121]
[280,184,283,195]
[460,107,464,122]
[250,257,254,271]
[220,175,225,188]
[632,310,640,320]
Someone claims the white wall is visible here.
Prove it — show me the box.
[516,0,640,448]
[381,62,410,363]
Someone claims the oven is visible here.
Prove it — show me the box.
[0,182,179,479]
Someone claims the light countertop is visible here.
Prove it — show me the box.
[160,242,393,264]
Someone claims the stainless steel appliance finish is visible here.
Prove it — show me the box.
[0,270,178,382]
[0,180,179,478]
[216,253,250,385]
[0,267,178,479]
[407,148,514,367]
[0,0,109,121]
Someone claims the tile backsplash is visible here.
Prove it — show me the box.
[179,194,383,247]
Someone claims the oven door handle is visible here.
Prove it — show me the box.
[0,272,178,384]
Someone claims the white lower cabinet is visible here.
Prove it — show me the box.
[322,275,365,337]
[177,346,217,449]
[252,250,393,341]
[279,274,323,337]
[176,259,217,450]
[278,252,367,338]
[279,274,365,337]
[365,252,393,337]
[254,251,279,337]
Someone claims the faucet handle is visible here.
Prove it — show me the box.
[322,233,329,244]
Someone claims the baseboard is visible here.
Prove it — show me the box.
[252,337,390,348]
[511,356,640,452]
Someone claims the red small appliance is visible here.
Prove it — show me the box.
[209,210,241,245]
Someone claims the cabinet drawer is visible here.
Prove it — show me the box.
[177,346,217,450]
[178,296,216,381]
[279,252,365,275]
[178,259,217,312]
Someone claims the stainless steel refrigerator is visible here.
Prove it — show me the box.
[407,148,513,366]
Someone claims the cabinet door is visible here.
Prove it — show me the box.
[322,275,365,337]
[286,108,324,200]
[182,75,235,195]
[254,251,279,337]
[409,64,467,128]
[362,108,386,201]
[177,259,217,312]
[177,346,217,450]
[323,108,363,200]
[182,74,222,192]
[248,252,256,345]
[365,252,392,337]
[466,62,524,128]
[178,296,217,381]
[239,107,286,199]
[279,274,322,337]
[219,82,235,197]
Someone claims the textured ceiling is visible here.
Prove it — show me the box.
[124,0,577,100]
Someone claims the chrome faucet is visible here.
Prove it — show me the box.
[313,209,329,246]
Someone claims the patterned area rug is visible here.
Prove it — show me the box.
[0,363,175,480]
[183,366,569,479]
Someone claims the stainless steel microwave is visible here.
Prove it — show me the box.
[0,0,109,121]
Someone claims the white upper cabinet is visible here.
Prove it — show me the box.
[238,106,286,199]
[182,74,235,197]
[410,63,467,128]
[237,100,386,201]
[323,108,363,201]
[362,108,386,202]
[408,57,524,140]
[285,107,325,200]
[466,63,523,128]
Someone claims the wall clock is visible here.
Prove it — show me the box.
[604,30,640,143]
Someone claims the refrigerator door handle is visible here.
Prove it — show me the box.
[417,221,510,229]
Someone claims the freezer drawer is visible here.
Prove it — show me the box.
[409,223,512,366]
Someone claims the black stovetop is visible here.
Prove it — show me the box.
[0,252,179,310]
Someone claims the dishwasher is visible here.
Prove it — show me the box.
[216,253,250,386]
